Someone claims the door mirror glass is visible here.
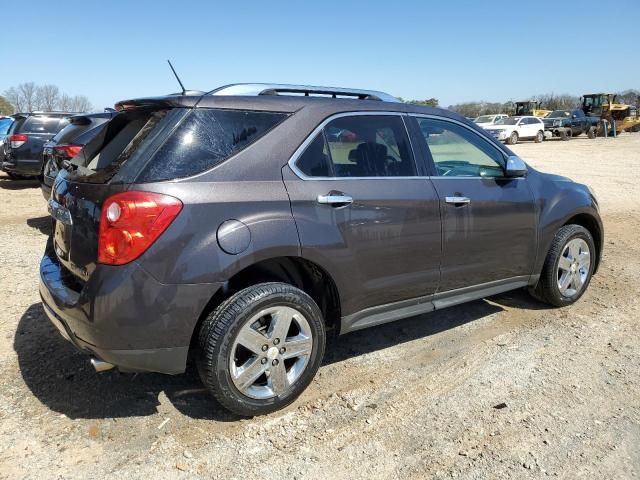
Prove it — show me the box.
[505,155,528,177]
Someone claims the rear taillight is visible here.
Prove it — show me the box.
[9,134,28,148]
[53,144,83,158]
[98,191,183,265]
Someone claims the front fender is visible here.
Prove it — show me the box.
[528,169,603,276]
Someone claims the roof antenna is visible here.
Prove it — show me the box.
[167,59,186,94]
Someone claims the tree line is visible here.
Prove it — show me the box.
[406,89,639,118]
[1,82,93,114]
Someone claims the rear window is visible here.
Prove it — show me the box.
[68,108,287,184]
[22,116,68,134]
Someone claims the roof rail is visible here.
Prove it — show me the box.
[207,83,400,103]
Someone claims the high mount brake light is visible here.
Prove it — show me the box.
[98,191,183,265]
[9,134,28,148]
[53,144,83,158]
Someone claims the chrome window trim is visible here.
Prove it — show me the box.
[287,111,524,181]
[287,111,422,181]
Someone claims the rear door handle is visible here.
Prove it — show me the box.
[445,196,471,206]
[317,193,353,207]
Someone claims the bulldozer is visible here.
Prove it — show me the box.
[581,93,640,132]
[513,101,552,118]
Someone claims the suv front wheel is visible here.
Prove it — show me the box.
[530,225,595,307]
[197,282,326,416]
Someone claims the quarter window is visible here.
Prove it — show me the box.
[415,117,505,177]
[295,115,416,178]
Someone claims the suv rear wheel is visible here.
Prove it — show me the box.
[535,130,544,143]
[197,282,326,416]
[530,225,595,307]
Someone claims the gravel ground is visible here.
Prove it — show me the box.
[0,134,639,479]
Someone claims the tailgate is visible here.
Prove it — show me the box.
[46,106,181,283]
[49,171,126,282]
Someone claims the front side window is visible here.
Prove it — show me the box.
[415,117,505,178]
[295,115,415,178]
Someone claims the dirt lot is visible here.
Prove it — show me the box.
[0,134,639,479]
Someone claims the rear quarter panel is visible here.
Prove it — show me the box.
[135,180,300,285]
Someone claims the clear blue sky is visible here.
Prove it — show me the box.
[1,0,638,109]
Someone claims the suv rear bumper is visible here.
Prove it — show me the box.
[39,241,221,374]
[2,158,42,176]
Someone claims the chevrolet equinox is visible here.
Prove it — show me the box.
[40,84,603,416]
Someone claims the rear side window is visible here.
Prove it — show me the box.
[69,108,287,184]
[136,108,288,182]
[296,115,415,178]
[22,116,68,134]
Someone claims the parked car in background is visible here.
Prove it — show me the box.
[40,111,117,199]
[1,112,78,178]
[40,84,602,416]
[473,114,508,128]
[543,109,597,140]
[484,116,545,144]
[0,116,14,164]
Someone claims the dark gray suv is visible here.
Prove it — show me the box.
[40,84,603,416]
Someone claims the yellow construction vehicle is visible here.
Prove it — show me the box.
[581,93,640,132]
[513,101,552,118]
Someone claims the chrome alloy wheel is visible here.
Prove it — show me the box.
[229,306,313,399]
[557,238,591,297]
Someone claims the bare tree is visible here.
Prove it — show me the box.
[447,101,510,118]
[59,93,72,111]
[18,82,38,111]
[536,93,580,111]
[69,95,93,112]
[616,89,640,106]
[36,84,61,111]
[3,87,23,112]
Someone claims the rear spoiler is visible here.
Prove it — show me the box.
[68,111,118,125]
[114,93,203,111]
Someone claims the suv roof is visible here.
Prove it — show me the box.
[114,83,472,122]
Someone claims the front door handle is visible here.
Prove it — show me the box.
[317,193,353,207]
[445,196,471,206]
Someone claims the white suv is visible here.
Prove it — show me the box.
[483,116,545,144]
[473,114,509,128]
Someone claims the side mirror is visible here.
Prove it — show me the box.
[505,155,528,177]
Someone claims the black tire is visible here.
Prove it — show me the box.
[530,225,596,307]
[587,127,596,139]
[197,282,326,417]
[560,129,570,141]
[534,130,544,143]
[507,131,518,145]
